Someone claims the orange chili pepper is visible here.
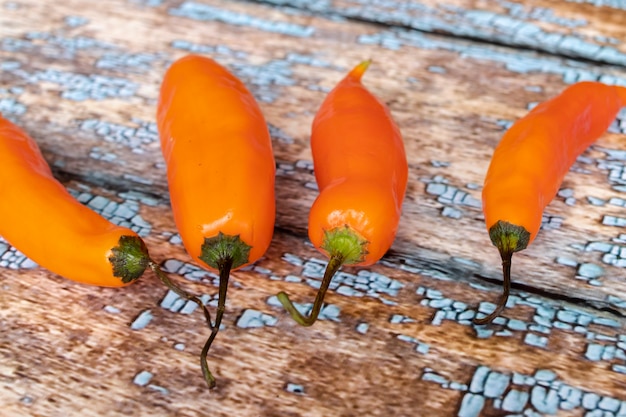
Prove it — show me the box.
[157,54,276,388]
[278,60,408,326]
[478,82,626,324]
[0,114,150,286]
[0,112,215,381]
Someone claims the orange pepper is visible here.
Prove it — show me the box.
[0,113,217,386]
[157,54,276,388]
[479,82,626,324]
[0,114,150,286]
[278,61,408,326]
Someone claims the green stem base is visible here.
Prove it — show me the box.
[108,235,150,284]
[278,225,368,326]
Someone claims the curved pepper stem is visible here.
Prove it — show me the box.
[277,254,345,327]
[195,233,250,389]
[473,252,512,325]
[278,225,368,326]
[199,257,232,389]
[148,261,216,387]
[474,220,529,325]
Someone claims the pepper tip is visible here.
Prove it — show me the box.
[349,59,372,80]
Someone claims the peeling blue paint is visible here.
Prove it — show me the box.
[276,253,403,303]
[7,67,137,101]
[160,289,212,314]
[161,259,219,287]
[424,364,626,416]
[133,370,153,386]
[566,0,626,11]
[231,59,295,102]
[484,372,510,398]
[68,186,152,236]
[285,382,305,395]
[531,385,559,414]
[129,0,163,6]
[0,237,38,270]
[169,2,314,37]
[236,309,278,328]
[2,31,116,60]
[358,28,626,85]
[147,384,169,395]
[524,333,548,348]
[397,334,430,354]
[458,393,485,417]
[390,314,415,324]
[170,39,248,58]
[64,15,89,27]
[424,176,481,208]
[0,97,27,117]
[79,118,157,154]
[103,305,121,314]
[96,52,164,73]
[130,310,153,330]
[355,322,369,334]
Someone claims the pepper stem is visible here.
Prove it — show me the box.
[148,261,215,386]
[278,225,368,326]
[473,251,512,325]
[199,257,232,389]
[474,220,530,325]
[277,254,344,326]
[195,233,251,389]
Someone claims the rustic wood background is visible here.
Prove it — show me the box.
[2,0,626,416]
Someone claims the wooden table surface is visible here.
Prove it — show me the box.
[2,1,626,416]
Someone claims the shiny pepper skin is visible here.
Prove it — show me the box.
[0,114,150,287]
[478,82,626,324]
[157,54,276,388]
[157,54,276,272]
[307,60,408,266]
[278,60,408,326]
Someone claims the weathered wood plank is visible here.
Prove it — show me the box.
[251,0,626,66]
[2,180,626,416]
[3,0,626,310]
[2,0,626,416]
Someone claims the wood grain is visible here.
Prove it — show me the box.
[2,0,626,416]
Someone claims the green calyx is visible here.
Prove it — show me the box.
[199,232,252,270]
[488,220,530,256]
[321,225,368,266]
[277,225,368,327]
[277,225,367,327]
[108,235,150,284]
